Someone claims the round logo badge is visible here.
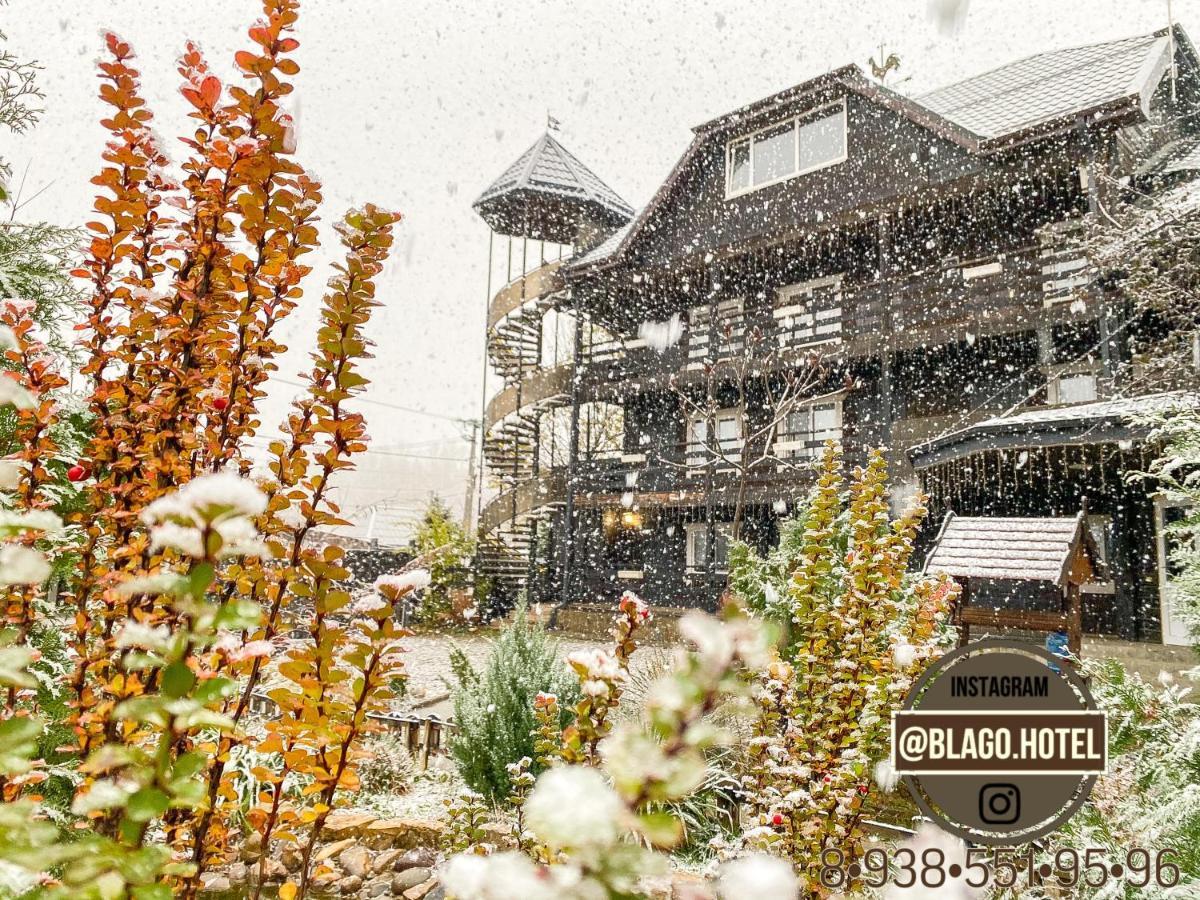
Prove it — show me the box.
[893,640,1107,845]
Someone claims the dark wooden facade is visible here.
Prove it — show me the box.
[486,29,1200,645]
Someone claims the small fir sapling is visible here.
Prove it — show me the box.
[447,602,579,801]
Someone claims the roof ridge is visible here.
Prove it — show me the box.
[917,26,1165,103]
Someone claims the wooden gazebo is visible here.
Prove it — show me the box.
[923,509,1106,655]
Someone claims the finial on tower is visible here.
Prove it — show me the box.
[547,111,561,133]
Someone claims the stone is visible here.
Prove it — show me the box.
[373,848,403,874]
[339,844,372,879]
[199,872,231,893]
[363,877,392,897]
[671,872,712,900]
[321,809,377,839]
[240,830,263,861]
[225,862,248,884]
[281,844,305,872]
[393,847,437,872]
[481,821,515,849]
[365,818,445,850]
[314,837,356,864]
[261,858,287,882]
[336,874,362,894]
[392,866,432,892]
[311,870,340,890]
[404,877,440,900]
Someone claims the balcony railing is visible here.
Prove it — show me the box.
[579,239,1090,382]
[573,438,823,504]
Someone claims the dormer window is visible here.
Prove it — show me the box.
[725,98,847,198]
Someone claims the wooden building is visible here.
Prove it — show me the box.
[474,27,1200,645]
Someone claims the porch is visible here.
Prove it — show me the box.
[909,392,1199,645]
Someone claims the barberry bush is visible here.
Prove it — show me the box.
[725,444,956,892]
[0,2,410,898]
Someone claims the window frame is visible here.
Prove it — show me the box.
[724,98,848,200]
[774,394,843,460]
[1046,365,1098,406]
[687,407,743,468]
[685,521,734,573]
[774,274,844,349]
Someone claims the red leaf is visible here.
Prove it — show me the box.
[234,50,260,71]
[200,75,221,107]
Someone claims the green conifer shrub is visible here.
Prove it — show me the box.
[447,606,579,801]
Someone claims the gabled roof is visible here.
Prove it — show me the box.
[474,132,633,239]
[567,26,1190,275]
[923,512,1101,585]
[917,31,1173,140]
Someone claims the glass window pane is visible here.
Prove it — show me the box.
[728,140,751,193]
[689,418,707,446]
[717,415,741,444]
[1057,374,1096,404]
[799,107,846,172]
[752,121,796,186]
[812,403,839,432]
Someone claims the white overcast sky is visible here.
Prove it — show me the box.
[2,0,1195,540]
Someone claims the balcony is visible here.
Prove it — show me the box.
[573,440,821,509]
[577,239,1091,390]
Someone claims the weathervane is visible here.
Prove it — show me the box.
[547,111,561,133]
[869,42,901,83]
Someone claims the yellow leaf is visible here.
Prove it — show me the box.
[279,883,298,900]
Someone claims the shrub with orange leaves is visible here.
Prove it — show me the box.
[0,3,410,898]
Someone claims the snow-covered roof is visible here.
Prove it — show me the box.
[566,27,1192,274]
[917,31,1172,140]
[909,392,1200,468]
[574,219,636,268]
[924,512,1098,585]
[975,392,1197,430]
[475,132,634,225]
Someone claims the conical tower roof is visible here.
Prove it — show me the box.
[474,133,633,242]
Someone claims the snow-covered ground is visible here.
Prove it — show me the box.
[396,631,665,715]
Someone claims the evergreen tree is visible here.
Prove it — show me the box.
[412,494,476,623]
[447,605,579,801]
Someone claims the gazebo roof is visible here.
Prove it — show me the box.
[923,511,1104,586]
[474,133,633,242]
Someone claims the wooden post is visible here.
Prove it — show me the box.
[956,577,971,648]
[418,719,432,772]
[1066,582,1083,656]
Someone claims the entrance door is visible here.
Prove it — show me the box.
[1155,495,1194,646]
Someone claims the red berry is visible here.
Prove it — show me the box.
[212,396,229,411]
[858,784,868,795]
[771,813,784,826]
[66,465,87,482]
[822,774,832,784]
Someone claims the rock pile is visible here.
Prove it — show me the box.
[204,809,446,899]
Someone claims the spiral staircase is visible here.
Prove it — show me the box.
[477,261,573,598]
[473,132,633,603]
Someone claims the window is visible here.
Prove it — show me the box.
[687,408,742,468]
[1081,514,1115,595]
[725,99,847,198]
[1048,372,1097,405]
[775,276,843,348]
[686,522,733,572]
[775,397,842,460]
[687,298,746,367]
